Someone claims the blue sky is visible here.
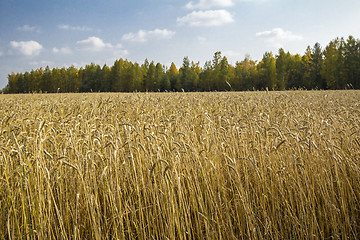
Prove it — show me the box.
[0,0,359,88]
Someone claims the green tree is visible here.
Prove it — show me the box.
[275,48,291,90]
[111,59,125,92]
[312,42,325,89]
[154,63,164,91]
[198,61,213,91]
[6,73,19,93]
[145,61,156,91]
[167,62,179,91]
[287,54,304,89]
[321,38,345,89]
[218,56,232,90]
[233,55,257,91]
[80,63,102,92]
[257,52,277,90]
[66,66,79,92]
[178,57,197,91]
[302,46,313,89]
[40,66,52,92]
[344,36,360,89]
[132,63,144,91]
[100,64,111,92]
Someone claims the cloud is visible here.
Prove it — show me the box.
[114,49,129,57]
[77,36,113,51]
[58,24,92,31]
[256,28,303,43]
[177,10,234,27]
[10,40,43,56]
[17,25,40,32]
[52,47,72,54]
[113,43,129,56]
[185,0,234,9]
[122,29,176,42]
[223,50,242,57]
[256,28,303,48]
[197,36,207,43]
[30,60,55,66]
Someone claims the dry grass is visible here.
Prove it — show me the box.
[1,91,360,239]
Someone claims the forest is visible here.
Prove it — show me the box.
[2,36,360,93]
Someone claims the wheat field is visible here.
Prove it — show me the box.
[0,91,359,239]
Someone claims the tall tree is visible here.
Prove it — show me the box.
[344,36,360,89]
[177,57,195,91]
[218,56,232,90]
[154,63,164,91]
[257,52,277,90]
[302,46,313,89]
[321,38,345,89]
[233,55,257,91]
[311,42,325,89]
[198,60,213,91]
[276,48,291,90]
[167,62,179,91]
[111,59,125,92]
[287,54,303,89]
[100,64,111,92]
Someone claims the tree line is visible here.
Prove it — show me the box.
[3,36,360,93]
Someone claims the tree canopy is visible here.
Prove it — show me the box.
[3,36,360,93]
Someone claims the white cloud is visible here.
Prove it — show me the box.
[52,47,72,54]
[256,28,303,48]
[10,40,43,56]
[197,36,207,43]
[114,49,129,57]
[185,0,234,9]
[122,29,176,42]
[58,24,92,31]
[17,25,40,32]
[223,50,242,57]
[177,10,234,27]
[77,36,113,51]
[0,50,3,56]
[256,28,303,43]
[113,43,129,56]
[30,60,55,66]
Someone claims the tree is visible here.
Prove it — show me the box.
[145,61,156,91]
[177,57,198,91]
[160,74,171,91]
[66,66,79,92]
[287,54,303,89]
[218,56,232,91]
[257,52,277,90]
[276,48,291,90]
[198,61,213,91]
[311,42,325,89]
[6,73,19,93]
[302,43,325,89]
[191,61,201,90]
[343,36,360,89]
[111,59,125,92]
[233,55,257,91]
[80,63,102,92]
[132,63,144,91]
[302,46,313,89]
[321,38,345,89]
[154,63,164,91]
[100,64,111,92]
[167,62,179,91]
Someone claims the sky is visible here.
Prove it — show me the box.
[0,0,359,89]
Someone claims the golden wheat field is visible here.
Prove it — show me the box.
[0,91,360,239]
